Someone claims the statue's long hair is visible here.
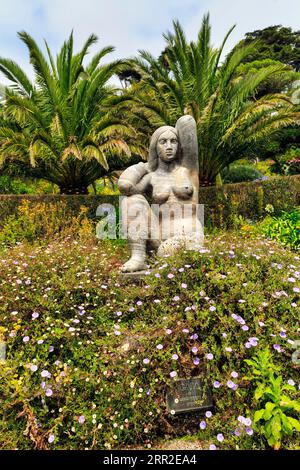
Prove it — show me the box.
[148,126,182,171]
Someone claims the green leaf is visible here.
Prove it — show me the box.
[254,383,266,400]
[270,415,282,441]
[264,402,276,420]
[254,409,265,422]
[281,414,293,435]
[287,417,300,432]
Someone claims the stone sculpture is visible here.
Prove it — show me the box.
[118,115,203,272]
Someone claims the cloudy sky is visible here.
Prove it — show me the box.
[0,0,300,84]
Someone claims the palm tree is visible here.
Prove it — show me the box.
[0,32,137,193]
[125,14,300,186]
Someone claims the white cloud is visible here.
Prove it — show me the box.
[0,0,300,85]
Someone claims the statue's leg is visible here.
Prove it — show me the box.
[120,194,150,272]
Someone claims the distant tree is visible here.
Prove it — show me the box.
[237,25,300,71]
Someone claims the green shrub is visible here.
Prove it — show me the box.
[0,176,56,195]
[222,165,265,184]
[259,207,300,250]
[270,147,300,176]
[245,349,300,450]
[0,199,95,246]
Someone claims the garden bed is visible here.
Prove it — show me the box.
[0,233,299,450]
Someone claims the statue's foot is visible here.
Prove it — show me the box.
[120,258,148,273]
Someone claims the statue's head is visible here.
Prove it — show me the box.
[148,125,181,171]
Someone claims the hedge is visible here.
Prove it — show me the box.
[0,175,299,229]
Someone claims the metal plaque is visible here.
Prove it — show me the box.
[166,377,213,414]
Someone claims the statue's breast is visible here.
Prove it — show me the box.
[150,169,194,203]
[152,187,171,204]
[172,182,194,199]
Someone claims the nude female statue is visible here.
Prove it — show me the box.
[118,115,203,272]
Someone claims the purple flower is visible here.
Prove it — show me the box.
[172,354,179,360]
[191,346,198,354]
[45,388,53,397]
[206,353,214,360]
[209,444,217,450]
[49,346,54,353]
[136,301,142,306]
[193,357,200,366]
[217,433,224,442]
[231,371,238,379]
[181,283,187,289]
[41,370,51,378]
[48,434,55,443]
[23,336,30,343]
[143,358,150,365]
[190,333,198,340]
[167,273,174,279]
[227,380,236,389]
[182,328,189,333]
[249,337,259,346]
[32,312,39,319]
[173,296,180,301]
[234,428,241,437]
[37,339,44,345]
[78,415,85,424]
[258,321,265,327]
[273,344,282,352]
[213,381,221,388]
[30,365,38,372]
[199,421,206,430]
[246,427,253,435]
[209,306,216,312]
[242,325,249,331]
[288,379,295,386]
[205,411,212,418]
[170,371,177,378]
[156,344,163,350]
[166,329,172,335]
[155,273,161,278]
[225,347,233,352]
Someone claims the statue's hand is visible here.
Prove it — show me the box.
[118,179,135,195]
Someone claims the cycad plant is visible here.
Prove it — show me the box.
[127,14,300,185]
[0,32,136,193]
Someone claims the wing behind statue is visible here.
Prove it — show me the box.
[175,115,199,173]
[176,115,199,200]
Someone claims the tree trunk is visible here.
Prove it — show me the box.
[59,186,89,195]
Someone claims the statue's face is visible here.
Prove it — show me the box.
[156,130,178,163]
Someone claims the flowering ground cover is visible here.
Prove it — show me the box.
[0,232,299,450]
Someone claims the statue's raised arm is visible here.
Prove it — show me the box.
[175,115,198,173]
